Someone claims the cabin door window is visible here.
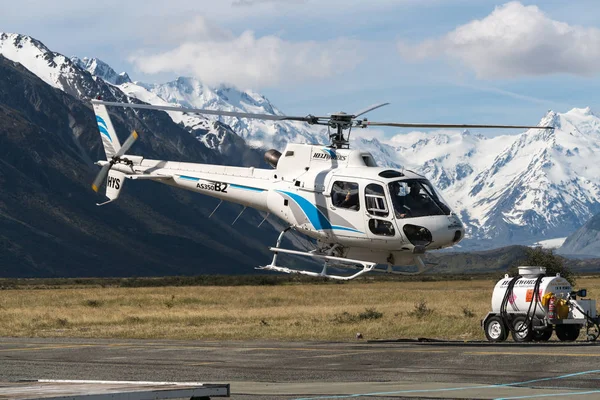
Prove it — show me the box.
[331,181,360,211]
[365,183,394,236]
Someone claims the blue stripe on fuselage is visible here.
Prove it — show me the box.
[230,184,265,192]
[178,175,200,181]
[278,190,362,233]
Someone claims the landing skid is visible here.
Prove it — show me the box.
[256,229,376,281]
[256,228,436,280]
[345,257,435,276]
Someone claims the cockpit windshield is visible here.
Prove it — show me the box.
[388,179,451,219]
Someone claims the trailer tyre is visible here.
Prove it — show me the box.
[533,327,553,342]
[555,325,580,341]
[511,316,533,342]
[484,316,508,342]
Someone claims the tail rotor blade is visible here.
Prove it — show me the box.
[91,163,112,193]
[115,130,138,157]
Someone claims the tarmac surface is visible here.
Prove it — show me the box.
[1,337,600,399]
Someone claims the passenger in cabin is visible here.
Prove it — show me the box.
[332,181,359,210]
[341,187,359,210]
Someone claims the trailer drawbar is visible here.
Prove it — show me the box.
[482,266,600,342]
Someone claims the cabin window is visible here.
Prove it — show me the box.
[388,179,451,218]
[369,219,395,236]
[365,184,389,217]
[331,181,360,211]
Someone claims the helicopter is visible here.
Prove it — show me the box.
[91,99,552,280]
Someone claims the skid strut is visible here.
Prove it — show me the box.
[256,228,376,281]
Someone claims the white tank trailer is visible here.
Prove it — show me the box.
[482,266,599,342]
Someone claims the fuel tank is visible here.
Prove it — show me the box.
[491,266,572,318]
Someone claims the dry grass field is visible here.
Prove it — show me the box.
[0,278,598,341]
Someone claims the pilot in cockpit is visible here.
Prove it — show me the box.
[390,180,451,218]
[391,181,427,218]
[405,182,426,214]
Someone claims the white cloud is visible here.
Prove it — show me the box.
[129,16,363,89]
[164,16,234,43]
[398,1,600,78]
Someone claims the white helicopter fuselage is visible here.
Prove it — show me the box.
[105,142,465,267]
[91,99,552,278]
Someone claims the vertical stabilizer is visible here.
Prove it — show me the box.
[93,103,122,158]
[97,170,126,206]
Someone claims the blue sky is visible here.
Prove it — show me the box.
[2,0,600,136]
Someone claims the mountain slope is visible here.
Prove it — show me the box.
[559,212,600,257]
[71,56,131,85]
[0,33,99,99]
[0,53,280,277]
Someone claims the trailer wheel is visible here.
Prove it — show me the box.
[484,316,507,342]
[555,325,580,341]
[511,316,533,342]
[533,327,553,342]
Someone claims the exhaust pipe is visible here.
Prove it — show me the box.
[264,149,281,169]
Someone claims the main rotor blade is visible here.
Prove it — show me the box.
[92,100,318,123]
[91,163,112,193]
[364,122,554,130]
[353,102,390,118]
[116,130,139,157]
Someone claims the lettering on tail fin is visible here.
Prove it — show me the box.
[107,176,121,190]
[97,170,125,206]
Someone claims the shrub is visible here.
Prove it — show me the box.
[56,318,69,327]
[358,308,383,320]
[508,247,575,286]
[331,308,384,324]
[408,300,433,319]
[331,311,356,324]
[462,307,475,318]
[85,299,103,308]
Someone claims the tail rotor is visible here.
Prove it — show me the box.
[91,130,138,192]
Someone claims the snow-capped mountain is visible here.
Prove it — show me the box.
[71,56,131,85]
[3,32,599,250]
[0,33,98,98]
[127,77,329,150]
[355,109,600,248]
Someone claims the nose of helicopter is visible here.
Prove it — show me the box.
[432,214,464,248]
[400,215,464,250]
